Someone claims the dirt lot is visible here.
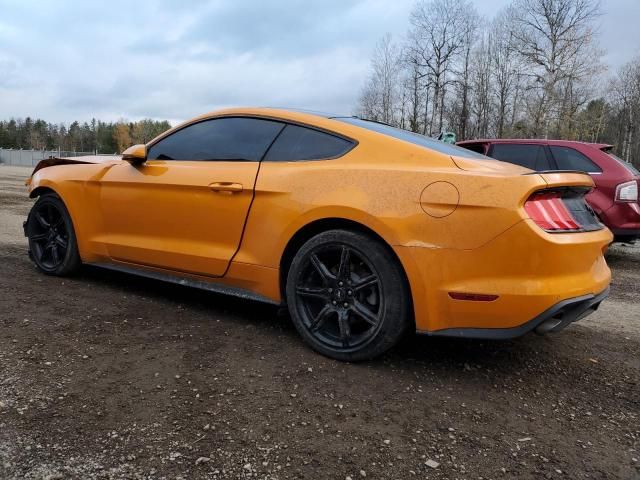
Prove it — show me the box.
[0,165,638,480]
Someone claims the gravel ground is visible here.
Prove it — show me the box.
[0,165,638,480]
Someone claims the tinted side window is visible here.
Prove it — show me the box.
[147,117,284,161]
[490,144,550,171]
[263,124,353,161]
[550,146,602,173]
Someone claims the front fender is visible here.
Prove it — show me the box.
[26,162,117,263]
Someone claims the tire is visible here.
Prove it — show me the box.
[286,229,411,361]
[26,193,81,276]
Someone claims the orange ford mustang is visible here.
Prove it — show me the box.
[24,108,612,360]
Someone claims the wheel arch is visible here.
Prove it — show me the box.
[279,217,415,326]
[28,182,77,232]
[29,185,59,199]
[27,181,95,263]
[26,187,82,275]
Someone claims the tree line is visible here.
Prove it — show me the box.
[0,118,171,154]
[358,0,640,167]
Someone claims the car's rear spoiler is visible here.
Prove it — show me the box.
[596,144,615,152]
[533,171,595,189]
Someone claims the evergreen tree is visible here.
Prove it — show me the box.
[0,117,171,154]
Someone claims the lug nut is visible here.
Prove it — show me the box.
[347,290,352,295]
[343,302,349,307]
[332,300,337,305]
[338,281,343,286]
[328,288,333,293]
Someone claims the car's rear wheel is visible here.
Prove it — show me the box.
[26,193,81,276]
[286,229,411,361]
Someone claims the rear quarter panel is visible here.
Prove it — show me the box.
[235,139,549,269]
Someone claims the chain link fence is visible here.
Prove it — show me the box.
[0,148,107,167]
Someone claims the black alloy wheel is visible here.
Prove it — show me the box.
[286,230,410,361]
[27,193,81,275]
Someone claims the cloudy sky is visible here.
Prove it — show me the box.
[0,0,638,124]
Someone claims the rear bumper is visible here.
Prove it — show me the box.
[600,202,640,241]
[396,219,612,333]
[610,228,640,243]
[424,288,609,339]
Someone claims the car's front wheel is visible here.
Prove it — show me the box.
[286,229,411,361]
[26,193,81,276]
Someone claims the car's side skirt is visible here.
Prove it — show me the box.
[89,262,280,306]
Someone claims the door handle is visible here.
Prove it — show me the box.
[209,182,243,193]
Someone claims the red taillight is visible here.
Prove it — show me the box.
[524,192,580,232]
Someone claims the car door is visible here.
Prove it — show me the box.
[99,116,285,277]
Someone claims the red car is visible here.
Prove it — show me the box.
[457,139,640,243]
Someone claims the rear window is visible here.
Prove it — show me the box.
[335,118,488,159]
[606,152,640,175]
[459,143,487,155]
[490,144,551,171]
[549,146,602,173]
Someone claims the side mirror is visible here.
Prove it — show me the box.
[122,144,147,164]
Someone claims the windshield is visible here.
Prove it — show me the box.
[607,152,640,176]
[334,117,489,160]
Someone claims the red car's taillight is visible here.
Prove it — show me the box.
[615,180,638,202]
[525,192,580,231]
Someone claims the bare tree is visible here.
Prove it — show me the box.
[357,34,402,125]
[400,39,429,134]
[357,80,381,122]
[469,32,493,138]
[510,0,602,137]
[575,98,608,143]
[454,10,479,140]
[609,57,640,162]
[490,8,522,137]
[409,0,475,135]
[354,0,628,159]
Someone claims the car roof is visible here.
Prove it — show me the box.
[457,138,613,150]
[191,106,351,121]
[273,107,349,118]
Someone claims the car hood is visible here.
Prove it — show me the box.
[40,155,122,167]
[28,155,123,178]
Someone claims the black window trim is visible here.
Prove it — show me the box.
[146,114,358,163]
[544,145,559,170]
